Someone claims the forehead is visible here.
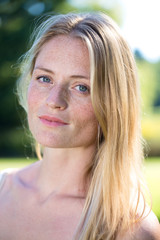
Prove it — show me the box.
[34,35,90,73]
[38,35,88,59]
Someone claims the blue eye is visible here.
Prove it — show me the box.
[75,85,89,93]
[37,76,51,83]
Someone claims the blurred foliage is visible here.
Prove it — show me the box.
[0,0,122,156]
[142,114,160,156]
[135,52,160,113]
[138,61,157,113]
[67,0,123,23]
[134,51,160,156]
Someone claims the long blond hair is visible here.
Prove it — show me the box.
[17,12,147,239]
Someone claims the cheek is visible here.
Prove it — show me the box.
[76,103,98,144]
[27,84,44,133]
[28,84,37,107]
[27,83,43,114]
[27,85,44,137]
[27,86,37,125]
[72,102,98,128]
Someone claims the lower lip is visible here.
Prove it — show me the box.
[39,118,68,127]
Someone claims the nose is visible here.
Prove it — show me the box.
[46,85,68,110]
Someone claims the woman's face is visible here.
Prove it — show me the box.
[27,35,98,149]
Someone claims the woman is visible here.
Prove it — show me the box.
[0,12,159,240]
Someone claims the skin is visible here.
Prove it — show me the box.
[0,35,160,240]
[27,35,98,149]
[117,209,160,240]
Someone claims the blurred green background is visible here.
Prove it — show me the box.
[0,0,160,219]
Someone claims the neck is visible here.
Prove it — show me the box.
[36,145,96,198]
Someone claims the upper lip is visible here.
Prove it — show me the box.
[39,115,69,124]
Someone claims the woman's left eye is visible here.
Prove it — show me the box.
[75,85,89,93]
[37,76,51,83]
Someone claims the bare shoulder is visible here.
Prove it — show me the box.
[0,168,19,196]
[0,168,20,226]
[0,163,38,222]
[0,162,38,202]
[136,211,160,240]
[117,211,160,240]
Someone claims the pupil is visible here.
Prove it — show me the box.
[80,85,87,92]
[44,77,49,82]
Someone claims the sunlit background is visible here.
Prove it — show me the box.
[120,0,160,62]
[0,0,160,219]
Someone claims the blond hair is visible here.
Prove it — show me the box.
[17,12,146,239]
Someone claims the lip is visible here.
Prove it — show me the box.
[39,115,69,127]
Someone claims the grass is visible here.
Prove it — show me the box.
[0,157,160,221]
[144,157,160,220]
[0,158,36,170]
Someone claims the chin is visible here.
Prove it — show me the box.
[35,135,73,148]
[36,138,66,148]
[31,129,97,149]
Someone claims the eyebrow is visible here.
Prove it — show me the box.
[34,67,90,80]
[34,67,54,74]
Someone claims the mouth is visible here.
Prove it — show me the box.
[39,115,69,127]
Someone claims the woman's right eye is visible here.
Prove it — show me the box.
[37,76,51,83]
